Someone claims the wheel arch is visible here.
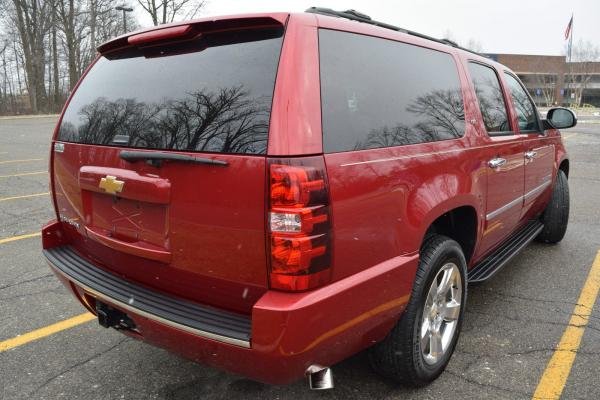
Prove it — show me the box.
[419,200,480,264]
[559,157,569,178]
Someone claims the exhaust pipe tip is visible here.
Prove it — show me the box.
[306,365,334,390]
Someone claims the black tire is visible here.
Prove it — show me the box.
[536,170,569,244]
[368,235,467,386]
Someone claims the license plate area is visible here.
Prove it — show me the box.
[84,192,169,247]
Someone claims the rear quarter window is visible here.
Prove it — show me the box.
[319,29,465,153]
[58,28,283,155]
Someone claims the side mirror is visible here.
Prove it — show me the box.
[544,107,577,130]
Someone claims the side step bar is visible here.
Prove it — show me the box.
[468,220,544,283]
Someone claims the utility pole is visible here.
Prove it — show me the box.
[115,5,134,33]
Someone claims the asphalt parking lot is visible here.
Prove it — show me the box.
[1,115,599,400]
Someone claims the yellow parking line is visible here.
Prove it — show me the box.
[0,313,96,352]
[0,232,41,244]
[0,158,44,164]
[0,192,49,202]
[532,250,600,399]
[0,171,46,178]
[562,133,578,140]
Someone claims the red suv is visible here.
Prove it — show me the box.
[42,8,575,389]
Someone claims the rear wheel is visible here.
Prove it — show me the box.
[536,170,569,244]
[369,235,467,386]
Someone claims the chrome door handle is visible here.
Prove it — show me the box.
[488,158,507,168]
[525,151,537,160]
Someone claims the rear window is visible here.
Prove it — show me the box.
[58,28,283,155]
[319,29,465,153]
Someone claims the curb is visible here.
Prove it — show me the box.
[0,114,60,121]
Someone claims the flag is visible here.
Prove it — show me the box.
[565,15,573,40]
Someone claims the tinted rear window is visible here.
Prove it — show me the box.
[58,28,283,154]
[319,29,465,153]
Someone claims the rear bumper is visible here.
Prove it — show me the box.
[42,220,418,384]
[44,245,251,347]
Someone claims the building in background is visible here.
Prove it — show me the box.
[487,54,600,107]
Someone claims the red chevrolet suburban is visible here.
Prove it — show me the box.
[42,8,574,389]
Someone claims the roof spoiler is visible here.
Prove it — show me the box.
[97,14,288,55]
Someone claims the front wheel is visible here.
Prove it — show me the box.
[369,235,467,386]
[536,170,569,244]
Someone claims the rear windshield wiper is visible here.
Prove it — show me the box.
[120,150,228,167]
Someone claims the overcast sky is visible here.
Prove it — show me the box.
[136,0,599,55]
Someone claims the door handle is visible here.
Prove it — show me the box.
[488,158,507,168]
[525,151,537,160]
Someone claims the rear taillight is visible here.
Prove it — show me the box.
[267,156,332,291]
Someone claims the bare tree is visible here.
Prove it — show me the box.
[465,38,483,53]
[442,29,456,43]
[57,0,95,91]
[0,0,145,115]
[569,39,600,106]
[51,1,60,110]
[0,41,17,113]
[92,0,137,47]
[9,0,54,113]
[136,0,205,26]
[522,57,559,106]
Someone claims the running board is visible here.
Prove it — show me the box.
[468,220,544,283]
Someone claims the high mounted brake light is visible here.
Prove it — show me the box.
[267,157,332,291]
[128,25,195,46]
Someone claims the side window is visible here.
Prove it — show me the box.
[504,73,540,132]
[468,63,510,134]
[319,29,465,153]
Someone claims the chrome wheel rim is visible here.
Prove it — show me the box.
[420,262,462,365]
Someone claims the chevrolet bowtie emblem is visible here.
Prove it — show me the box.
[99,175,124,195]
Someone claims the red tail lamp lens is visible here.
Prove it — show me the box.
[270,164,325,207]
[267,157,332,291]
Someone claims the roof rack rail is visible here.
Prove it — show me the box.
[305,7,485,58]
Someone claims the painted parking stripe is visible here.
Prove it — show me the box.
[0,171,47,178]
[0,192,49,202]
[0,158,44,165]
[0,232,41,244]
[0,313,96,352]
[532,250,600,399]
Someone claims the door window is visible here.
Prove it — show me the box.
[468,63,510,134]
[504,73,540,132]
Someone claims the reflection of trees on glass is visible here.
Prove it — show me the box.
[354,88,465,150]
[468,63,510,133]
[504,74,537,131]
[472,78,509,132]
[59,86,270,154]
